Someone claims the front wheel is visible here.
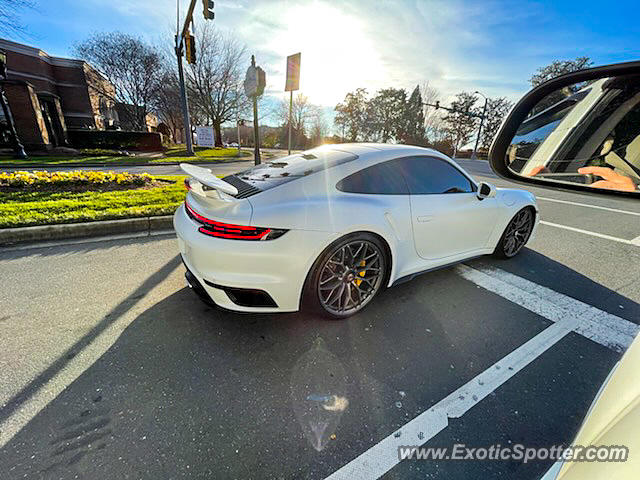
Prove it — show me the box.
[493,207,535,258]
[304,234,388,319]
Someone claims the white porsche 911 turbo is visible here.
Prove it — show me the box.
[174,144,538,318]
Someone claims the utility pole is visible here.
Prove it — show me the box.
[472,91,488,160]
[251,57,261,165]
[243,54,265,165]
[284,53,301,155]
[235,84,241,153]
[175,0,198,156]
[236,120,241,152]
[288,90,293,155]
[175,36,193,156]
[174,0,214,156]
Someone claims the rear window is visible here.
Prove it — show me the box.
[336,161,408,194]
[222,148,358,197]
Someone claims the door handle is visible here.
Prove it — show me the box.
[417,215,433,223]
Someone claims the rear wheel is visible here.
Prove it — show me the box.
[304,233,388,319]
[493,207,535,258]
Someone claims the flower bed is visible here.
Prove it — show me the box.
[0,170,154,190]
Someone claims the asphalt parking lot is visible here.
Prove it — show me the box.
[1,158,639,479]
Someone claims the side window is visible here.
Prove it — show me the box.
[336,160,408,194]
[394,156,475,194]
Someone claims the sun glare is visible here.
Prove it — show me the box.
[265,2,386,105]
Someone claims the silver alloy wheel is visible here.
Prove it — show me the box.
[503,208,534,257]
[317,240,385,316]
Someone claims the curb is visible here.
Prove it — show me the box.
[0,215,174,246]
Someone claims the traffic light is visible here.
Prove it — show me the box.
[202,0,214,20]
[185,33,196,64]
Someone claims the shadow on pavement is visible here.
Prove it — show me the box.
[0,254,182,425]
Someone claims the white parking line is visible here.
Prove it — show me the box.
[537,196,640,216]
[540,220,640,246]
[324,265,637,480]
[458,265,638,352]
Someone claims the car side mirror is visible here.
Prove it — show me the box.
[477,182,496,200]
[488,60,640,198]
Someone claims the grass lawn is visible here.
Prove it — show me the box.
[0,147,250,166]
[0,175,187,228]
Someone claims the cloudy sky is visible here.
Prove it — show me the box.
[10,0,640,125]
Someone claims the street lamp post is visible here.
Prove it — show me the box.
[471,90,488,160]
[0,50,27,159]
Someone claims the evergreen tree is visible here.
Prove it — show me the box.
[400,85,427,146]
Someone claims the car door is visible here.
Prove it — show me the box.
[396,156,499,260]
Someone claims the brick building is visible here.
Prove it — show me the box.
[0,38,118,150]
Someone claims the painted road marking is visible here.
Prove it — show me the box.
[537,196,640,217]
[458,265,638,352]
[324,265,636,480]
[540,220,640,246]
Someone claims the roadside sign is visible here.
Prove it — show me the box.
[244,65,266,97]
[195,126,215,147]
[285,52,301,92]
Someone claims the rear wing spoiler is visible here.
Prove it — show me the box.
[180,163,238,200]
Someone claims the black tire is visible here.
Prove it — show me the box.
[493,207,535,259]
[303,233,389,319]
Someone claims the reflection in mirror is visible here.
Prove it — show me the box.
[507,75,640,193]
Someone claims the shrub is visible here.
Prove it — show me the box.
[68,130,163,151]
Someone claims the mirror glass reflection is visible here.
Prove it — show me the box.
[507,75,640,193]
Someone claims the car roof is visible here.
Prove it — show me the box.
[330,143,447,158]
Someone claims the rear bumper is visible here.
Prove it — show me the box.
[174,204,336,313]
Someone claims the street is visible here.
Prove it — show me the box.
[1,158,639,479]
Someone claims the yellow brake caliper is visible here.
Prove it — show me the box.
[356,260,366,286]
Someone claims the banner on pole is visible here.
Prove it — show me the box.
[195,126,215,147]
[285,52,301,92]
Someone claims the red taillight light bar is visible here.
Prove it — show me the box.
[184,201,286,240]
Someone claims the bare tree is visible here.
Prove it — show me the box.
[277,93,313,133]
[186,23,248,147]
[276,93,316,148]
[420,81,445,142]
[155,70,184,143]
[309,106,328,146]
[74,32,165,131]
[0,0,33,35]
